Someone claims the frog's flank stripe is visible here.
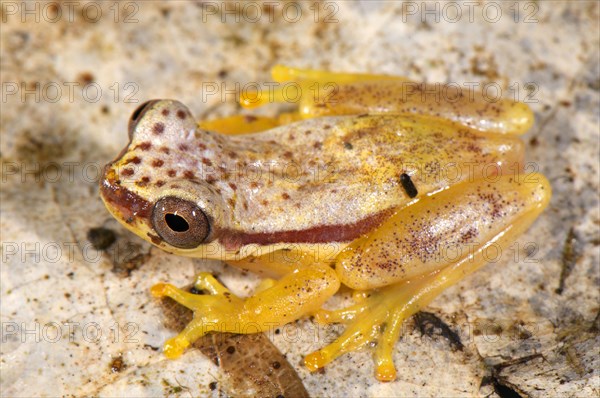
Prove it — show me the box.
[217,209,392,249]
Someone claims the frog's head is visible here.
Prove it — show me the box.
[100,100,234,259]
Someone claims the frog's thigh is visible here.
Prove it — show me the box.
[307,174,551,380]
[267,66,532,135]
[151,265,340,359]
[337,174,551,290]
[307,80,532,134]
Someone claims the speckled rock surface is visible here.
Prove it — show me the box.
[1,1,598,397]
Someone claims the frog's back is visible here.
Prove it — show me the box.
[216,114,523,242]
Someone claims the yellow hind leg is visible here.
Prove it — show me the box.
[305,174,551,381]
[240,65,534,134]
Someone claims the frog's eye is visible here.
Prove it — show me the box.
[128,100,160,139]
[151,197,210,249]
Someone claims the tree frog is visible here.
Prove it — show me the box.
[100,66,551,381]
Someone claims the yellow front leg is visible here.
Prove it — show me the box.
[306,174,551,381]
[151,265,340,358]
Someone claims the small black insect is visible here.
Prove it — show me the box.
[400,173,418,198]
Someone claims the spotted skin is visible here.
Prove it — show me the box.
[99,66,551,381]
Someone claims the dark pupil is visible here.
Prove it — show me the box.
[165,213,189,232]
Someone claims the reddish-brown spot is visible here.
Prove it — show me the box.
[250,181,259,189]
[160,146,170,154]
[124,156,141,165]
[151,159,164,168]
[243,201,248,210]
[176,109,187,119]
[228,198,235,207]
[281,193,290,200]
[141,176,150,183]
[228,182,237,191]
[198,143,207,150]
[183,170,195,179]
[121,168,134,176]
[283,151,293,159]
[227,151,237,159]
[206,175,216,184]
[261,199,269,206]
[323,124,331,129]
[202,158,213,166]
[178,144,189,151]
[153,122,165,135]
[138,142,152,151]
[244,115,257,123]
[161,109,170,116]
[167,169,177,177]
[147,232,162,245]
[313,141,322,150]
[156,180,165,187]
